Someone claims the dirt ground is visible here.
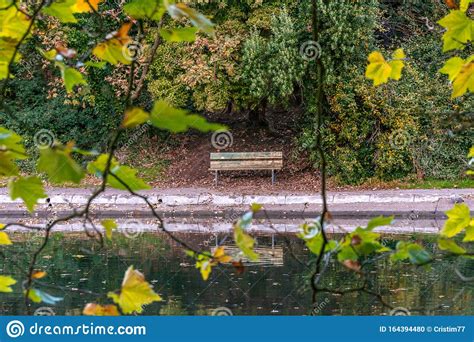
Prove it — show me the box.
[118,107,332,192]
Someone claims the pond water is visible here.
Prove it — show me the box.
[0,230,472,316]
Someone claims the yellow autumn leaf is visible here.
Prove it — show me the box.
[32,271,47,279]
[73,0,103,13]
[451,62,474,98]
[389,48,406,81]
[122,107,150,128]
[0,7,31,40]
[0,231,12,245]
[460,0,474,11]
[440,55,474,98]
[234,226,259,261]
[212,246,232,264]
[83,303,120,316]
[196,258,212,281]
[0,275,16,292]
[108,266,162,314]
[438,10,474,51]
[101,219,117,240]
[93,23,134,65]
[365,49,405,86]
[366,52,391,86]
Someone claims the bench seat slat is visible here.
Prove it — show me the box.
[210,160,283,170]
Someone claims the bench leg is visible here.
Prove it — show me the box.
[271,170,276,185]
[214,170,218,186]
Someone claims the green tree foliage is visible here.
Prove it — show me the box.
[240,9,304,110]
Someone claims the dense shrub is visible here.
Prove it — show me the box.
[4,0,471,184]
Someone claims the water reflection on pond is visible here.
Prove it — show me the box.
[0,231,472,316]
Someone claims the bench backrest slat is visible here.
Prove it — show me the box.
[210,152,282,160]
[210,152,283,171]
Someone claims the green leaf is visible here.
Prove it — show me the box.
[124,0,165,21]
[37,144,85,184]
[0,231,12,245]
[438,238,466,254]
[42,0,78,23]
[122,107,150,128]
[234,226,259,261]
[166,3,214,35]
[27,289,63,305]
[407,244,431,265]
[340,226,390,258]
[8,176,48,212]
[0,154,18,176]
[87,154,151,191]
[101,219,117,240]
[441,203,471,238]
[160,27,198,42]
[0,127,25,174]
[150,100,224,133]
[391,242,431,265]
[438,10,474,52]
[60,65,87,93]
[84,61,107,69]
[337,245,359,262]
[0,127,27,159]
[366,215,394,231]
[0,275,16,292]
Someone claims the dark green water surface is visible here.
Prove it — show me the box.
[0,232,472,316]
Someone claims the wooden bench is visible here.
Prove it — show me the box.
[210,152,283,185]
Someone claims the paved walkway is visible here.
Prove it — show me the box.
[0,187,472,218]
